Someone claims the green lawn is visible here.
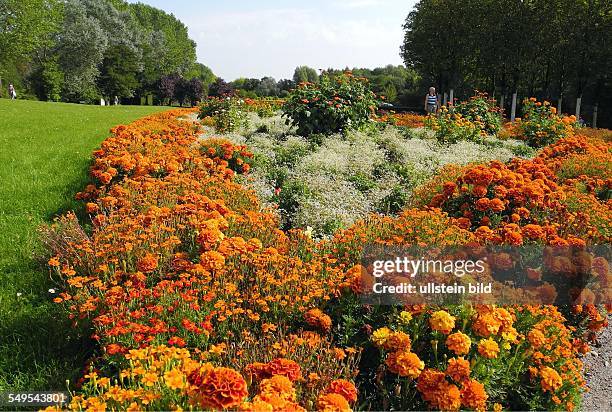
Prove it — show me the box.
[0,99,171,392]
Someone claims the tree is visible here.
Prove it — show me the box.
[293,66,319,84]
[98,44,140,101]
[185,78,204,106]
[0,0,63,95]
[158,73,180,104]
[58,0,107,102]
[208,78,234,97]
[255,77,279,97]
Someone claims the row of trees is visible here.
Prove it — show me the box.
[0,0,215,104]
[401,0,611,126]
[224,65,420,105]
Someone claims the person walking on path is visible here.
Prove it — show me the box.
[424,86,439,114]
[8,84,17,100]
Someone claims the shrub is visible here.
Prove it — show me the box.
[509,98,577,148]
[454,91,503,134]
[282,72,379,137]
[425,106,483,144]
[198,97,249,133]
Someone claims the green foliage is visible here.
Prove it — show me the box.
[2,0,201,104]
[292,65,319,84]
[98,44,140,99]
[454,91,502,134]
[425,106,483,144]
[282,73,379,137]
[198,98,249,133]
[515,99,577,148]
[324,65,420,105]
[40,58,64,101]
[401,0,611,127]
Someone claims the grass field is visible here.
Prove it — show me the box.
[0,99,171,392]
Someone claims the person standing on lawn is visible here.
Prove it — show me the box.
[8,84,17,100]
[424,86,439,114]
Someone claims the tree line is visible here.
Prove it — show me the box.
[0,0,215,105]
[222,65,421,107]
[401,0,611,126]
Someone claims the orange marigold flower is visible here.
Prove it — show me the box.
[317,393,351,412]
[475,197,490,212]
[188,367,248,410]
[472,185,489,197]
[446,357,470,383]
[540,366,563,392]
[85,202,99,213]
[489,198,505,212]
[266,358,302,382]
[522,224,546,241]
[435,383,462,411]
[259,375,296,401]
[244,362,270,381]
[446,332,471,355]
[385,351,424,378]
[527,329,546,349]
[240,399,273,412]
[48,257,60,267]
[136,253,158,273]
[326,379,358,403]
[304,308,332,333]
[477,338,500,359]
[382,331,411,351]
[199,250,225,271]
[430,310,456,334]
[460,379,488,410]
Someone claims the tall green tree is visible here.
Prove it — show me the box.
[293,66,319,84]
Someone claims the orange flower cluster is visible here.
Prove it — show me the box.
[45,108,361,410]
[43,108,603,411]
[376,112,426,128]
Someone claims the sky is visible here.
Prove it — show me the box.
[126,0,417,81]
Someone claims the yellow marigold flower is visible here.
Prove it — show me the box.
[164,368,185,390]
[141,371,159,387]
[398,311,413,324]
[540,366,563,392]
[371,327,392,347]
[429,310,456,334]
[446,332,471,355]
[477,338,500,359]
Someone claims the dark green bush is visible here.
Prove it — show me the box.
[282,72,379,137]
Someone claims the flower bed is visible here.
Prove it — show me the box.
[42,108,610,411]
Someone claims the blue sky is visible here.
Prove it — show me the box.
[126,0,417,80]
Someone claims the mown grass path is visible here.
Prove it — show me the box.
[0,99,170,392]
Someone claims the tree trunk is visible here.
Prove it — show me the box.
[443,92,448,106]
[575,95,582,120]
[449,89,454,106]
[592,103,598,128]
[500,94,505,112]
[510,92,518,121]
[557,94,563,115]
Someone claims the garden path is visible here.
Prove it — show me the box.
[581,316,612,411]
